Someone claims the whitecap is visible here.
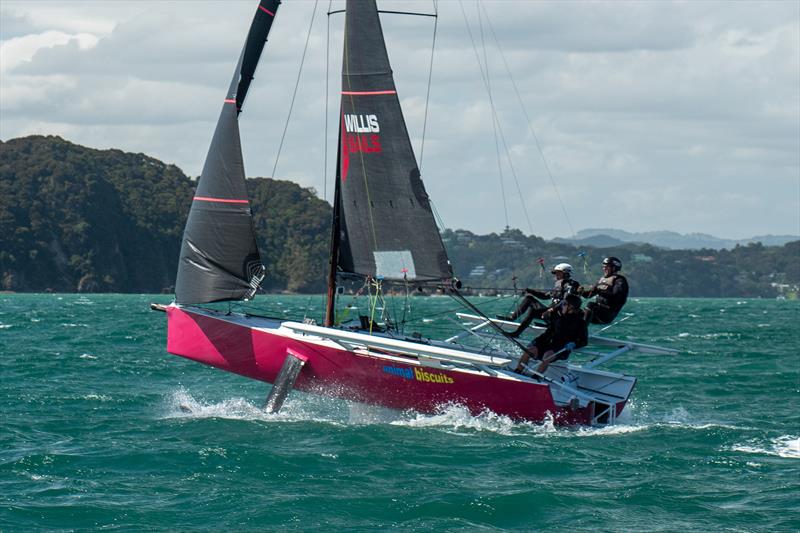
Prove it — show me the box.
[731,436,800,459]
[84,394,111,402]
[0,324,11,329]
[79,353,97,359]
[198,447,227,459]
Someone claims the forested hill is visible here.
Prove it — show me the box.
[0,135,330,293]
[444,230,799,298]
[1,135,797,297]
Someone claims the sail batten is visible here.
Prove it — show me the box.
[336,0,453,284]
[175,0,280,305]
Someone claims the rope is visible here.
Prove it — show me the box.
[271,0,319,179]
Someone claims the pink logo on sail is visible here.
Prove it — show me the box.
[340,112,383,183]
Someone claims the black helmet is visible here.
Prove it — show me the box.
[602,256,622,271]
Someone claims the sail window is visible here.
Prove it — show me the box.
[374,251,416,280]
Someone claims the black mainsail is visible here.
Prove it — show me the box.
[175,1,280,304]
[335,0,453,285]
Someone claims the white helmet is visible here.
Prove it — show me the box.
[551,263,573,276]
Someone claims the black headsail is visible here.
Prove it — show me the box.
[175,0,280,304]
[335,0,453,286]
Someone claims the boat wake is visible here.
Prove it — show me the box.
[161,391,744,438]
[162,389,348,426]
[390,404,528,436]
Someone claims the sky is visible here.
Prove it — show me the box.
[1,0,798,240]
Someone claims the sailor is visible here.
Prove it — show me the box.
[577,256,629,324]
[498,263,579,337]
[514,293,588,375]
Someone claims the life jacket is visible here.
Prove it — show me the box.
[595,274,628,312]
[551,278,579,304]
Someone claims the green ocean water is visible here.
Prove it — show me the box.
[1,293,798,532]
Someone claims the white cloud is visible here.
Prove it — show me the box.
[0,30,97,72]
[0,0,798,240]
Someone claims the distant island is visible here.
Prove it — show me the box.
[552,228,798,251]
[1,135,798,298]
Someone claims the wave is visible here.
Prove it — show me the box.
[730,436,800,459]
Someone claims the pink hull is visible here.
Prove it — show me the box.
[166,306,625,425]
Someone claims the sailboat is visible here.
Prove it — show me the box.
[158,0,676,425]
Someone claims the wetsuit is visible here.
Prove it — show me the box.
[531,309,588,361]
[507,278,579,336]
[578,274,629,324]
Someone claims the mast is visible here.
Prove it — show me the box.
[324,126,343,327]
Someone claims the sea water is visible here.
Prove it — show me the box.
[1,294,798,531]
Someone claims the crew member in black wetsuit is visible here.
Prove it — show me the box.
[498,263,579,337]
[514,294,588,375]
[577,256,629,324]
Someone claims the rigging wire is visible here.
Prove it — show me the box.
[447,288,530,353]
[477,2,509,231]
[479,3,576,238]
[271,0,320,180]
[418,0,439,173]
[401,293,509,326]
[443,316,506,356]
[419,0,451,237]
[324,0,333,202]
[457,0,533,235]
